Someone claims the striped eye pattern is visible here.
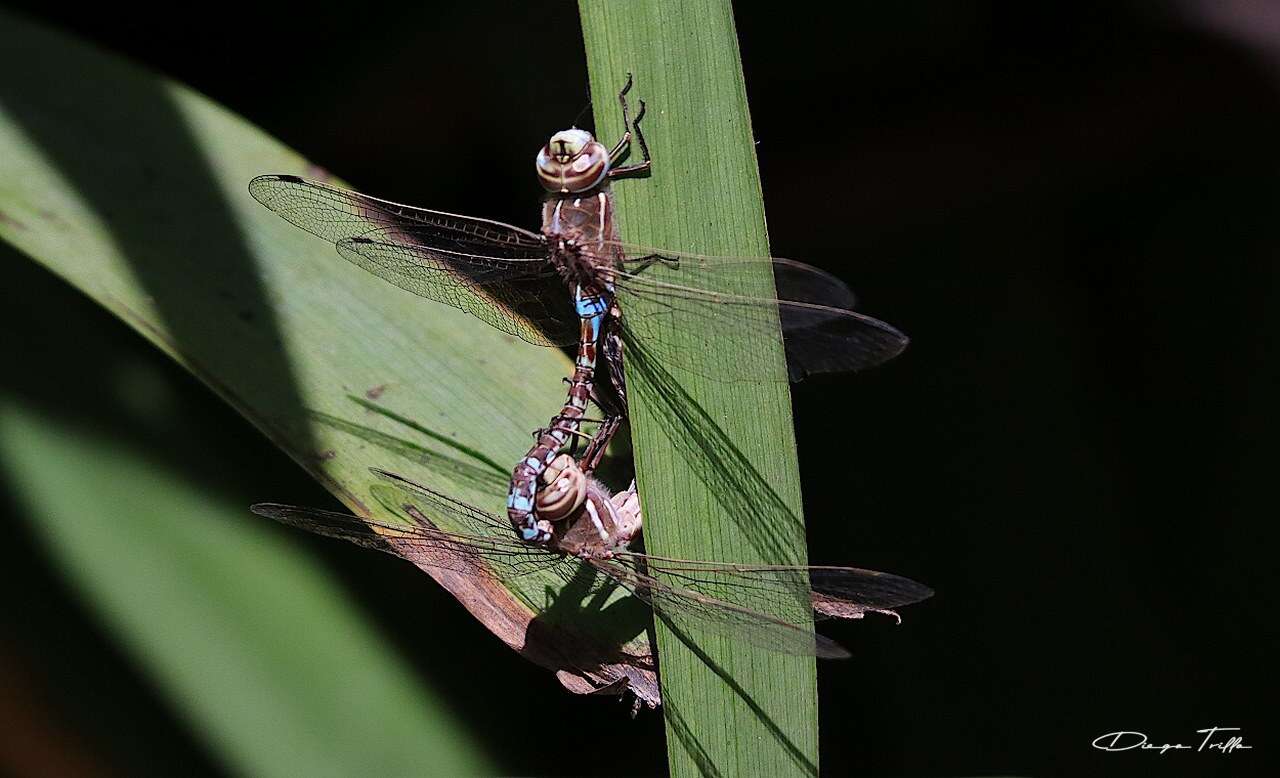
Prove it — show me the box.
[536,128,610,193]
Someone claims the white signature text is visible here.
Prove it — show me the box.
[1092,727,1251,755]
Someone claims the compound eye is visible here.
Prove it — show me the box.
[536,454,588,521]
[536,145,556,175]
[547,128,595,160]
[535,140,609,193]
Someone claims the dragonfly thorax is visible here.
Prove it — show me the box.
[547,471,641,559]
[537,128,610,193]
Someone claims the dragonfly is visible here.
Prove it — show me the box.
[249,76,909,544]
[251,461,934,661]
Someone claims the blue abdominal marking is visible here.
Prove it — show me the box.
[575,289,609,319]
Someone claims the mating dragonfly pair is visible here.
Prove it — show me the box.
[249,76,930,665]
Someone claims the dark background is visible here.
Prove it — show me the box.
[1,1,1274,775]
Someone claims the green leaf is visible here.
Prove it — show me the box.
[580,1,820,776]
[0,393,492,777]
[0,8,652,770]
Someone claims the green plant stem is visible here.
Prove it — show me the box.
[579,2,820,776]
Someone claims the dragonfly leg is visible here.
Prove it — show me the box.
[533,419,604,443]
[538,413,607,430]
[627,252,681,274]
[579,414,623,474]
[608,73,652,178]
[599,314,628,415]
[563,420,607,458]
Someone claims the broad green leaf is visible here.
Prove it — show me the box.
[580,1,820,776]
[0,397,491,777]
[0,6,655,762]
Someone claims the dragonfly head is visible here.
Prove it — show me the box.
[535,454,588,521]
[537,128,610,193]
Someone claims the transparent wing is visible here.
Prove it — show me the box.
[253,472,933,659]
[366,470,613,589]
[614,553,934,622]
[367,468,514,537]
[250,500,569,580]
[252,467,574,580]
[609,244,909,382]
[338,228,577,346]
[594,559,853,658]
[249,174,547,251]
[249,175,576,346]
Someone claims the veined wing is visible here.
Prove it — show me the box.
[249,175,576,346]
[608,244,909,382]
[368,468,513,535]
[249,174,547,253]
[614,553,934,622]
[594,559,852,658]
[340,228,576,346]
[251,500,569,580]
[367,470,606,588]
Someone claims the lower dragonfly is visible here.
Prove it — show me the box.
[249,76,909,544]
[252,458,934,661]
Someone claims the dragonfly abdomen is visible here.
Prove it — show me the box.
[506,184,627,542]
[506,284,609,542]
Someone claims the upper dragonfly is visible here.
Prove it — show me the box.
[247,93,908,387]
[249,76,908,542]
